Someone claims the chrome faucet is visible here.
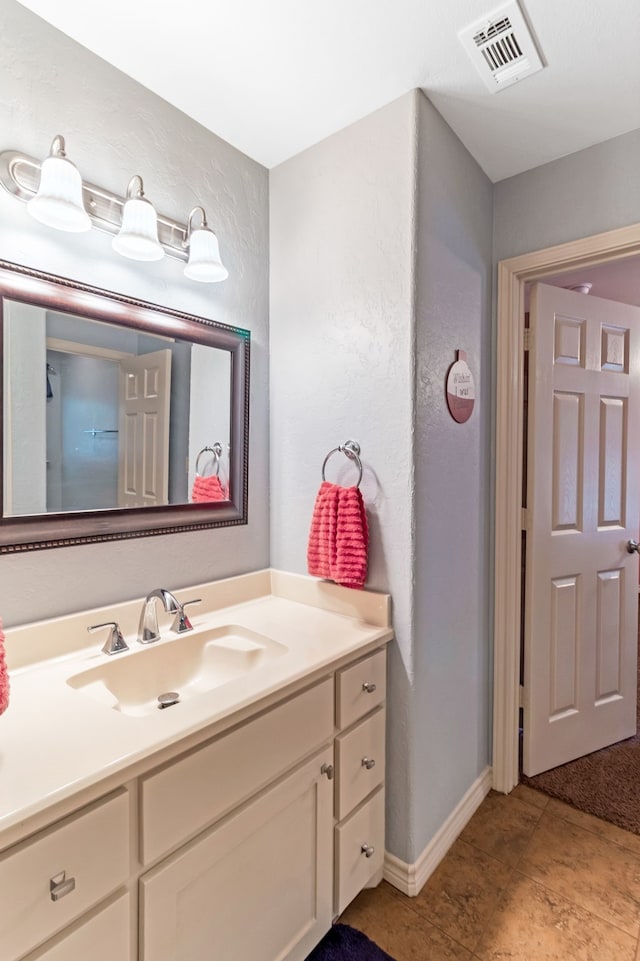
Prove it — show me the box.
[139,589,179,644]
[138,588,201,644]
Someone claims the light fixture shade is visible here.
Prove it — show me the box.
[184,227,228,282]
[112,195,164,262]
[27,154,91,233]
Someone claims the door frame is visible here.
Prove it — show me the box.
[493,221,640,794]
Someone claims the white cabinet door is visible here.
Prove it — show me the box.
[140,747,334,961]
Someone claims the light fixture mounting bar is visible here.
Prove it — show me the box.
[0,150,189,262]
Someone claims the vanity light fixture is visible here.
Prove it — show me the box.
[27,135,91,233]
[112,175,164,262]
[184,206,228,283]
[0,136,229,282]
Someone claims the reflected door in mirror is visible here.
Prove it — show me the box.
[119,349,171,508]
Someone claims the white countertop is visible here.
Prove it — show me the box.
[0,570,392,838]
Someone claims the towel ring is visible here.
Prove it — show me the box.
[321,440,363,488]
[196,443,223,477]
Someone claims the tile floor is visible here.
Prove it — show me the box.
[340,785,640,960]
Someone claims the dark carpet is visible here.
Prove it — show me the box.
[521,631,640,835]
[306,925,395,961]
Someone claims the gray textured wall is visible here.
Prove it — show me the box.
[494,128,640,262]
[270,90,494,863]
[413,93,494,854]
[270,94,417,860]
[0,1,270,625]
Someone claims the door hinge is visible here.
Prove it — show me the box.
[521,507,529,531]
[523,328,532,351]
[519,685,526,709]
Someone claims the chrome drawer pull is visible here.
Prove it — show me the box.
[320,763,335,780]
[361,844,375,858]
[361,756,376,770]
[362,682,377,694]
[50,871,76,902]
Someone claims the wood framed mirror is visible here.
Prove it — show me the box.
[0,260,249,553]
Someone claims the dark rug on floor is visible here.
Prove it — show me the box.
[306,925,396,961]
[521,632,640,835]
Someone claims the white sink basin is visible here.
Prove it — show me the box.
[67,625,287,717]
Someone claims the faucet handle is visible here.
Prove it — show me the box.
[88,621,129,656]
[170,598,202,634]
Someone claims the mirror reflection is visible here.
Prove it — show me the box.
[3,300,231,516]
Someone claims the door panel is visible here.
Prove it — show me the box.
[551,391,582,531]
[549,575,579,718]
[524,283,640,776]
[595,569,623,701]
[598,397,626,525]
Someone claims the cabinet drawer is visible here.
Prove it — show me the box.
[335,787,385,916]
[335,707,385,820]
[0,789,130,961]
[336,649,386,729]
[28,893,131,961]
[141,677,334,864]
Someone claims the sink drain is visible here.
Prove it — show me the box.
[157,692,180,709]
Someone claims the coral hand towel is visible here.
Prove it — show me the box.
[191,474,227,503]
[335,484,369,589]
[307,482,368,590]
[307,482,339,581]
[0,619,9,715]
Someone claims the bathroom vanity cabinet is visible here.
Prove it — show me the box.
[0,643,387,961]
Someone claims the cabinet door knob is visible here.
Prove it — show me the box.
[50,871,76,902]
[361,756,376,770]
[362,682,377,694]
[361,844,375,858]
[320,763,335,780]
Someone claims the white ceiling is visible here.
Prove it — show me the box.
[16,0,640,181]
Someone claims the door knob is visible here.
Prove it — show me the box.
[627,539,640,554]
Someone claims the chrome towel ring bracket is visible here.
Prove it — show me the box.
[195,443,223,477]
[321,440,363,488]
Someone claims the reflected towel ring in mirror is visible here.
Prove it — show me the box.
[196,443,223,477]
[321,440,363,488]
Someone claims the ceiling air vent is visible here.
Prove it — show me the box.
[459,1,544,93]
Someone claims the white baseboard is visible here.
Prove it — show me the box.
[383,766,492,897]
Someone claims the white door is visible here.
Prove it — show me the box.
[524,283,640,776]
[118,349,171,508]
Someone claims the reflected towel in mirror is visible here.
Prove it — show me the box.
[191,474,227,503]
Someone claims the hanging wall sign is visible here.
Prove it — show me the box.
[446,350,475,423]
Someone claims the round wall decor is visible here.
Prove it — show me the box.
[446,349,475,423]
